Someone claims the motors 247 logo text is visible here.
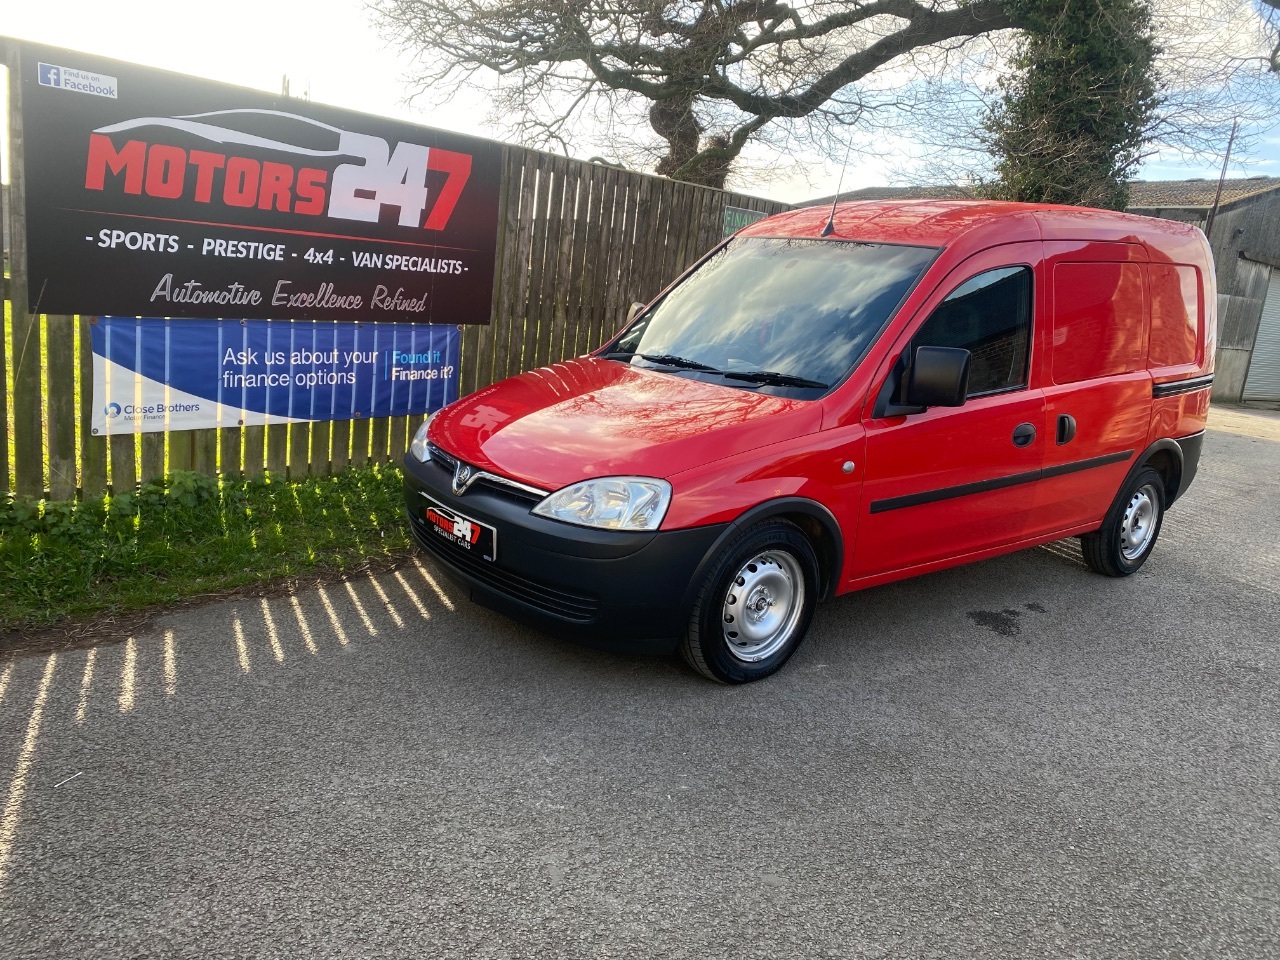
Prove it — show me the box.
[82,109,472,231]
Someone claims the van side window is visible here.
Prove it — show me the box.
[912,266,1033,396]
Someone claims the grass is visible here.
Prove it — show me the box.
[0,463,412,633]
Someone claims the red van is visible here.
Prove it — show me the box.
[403,201,1214,683]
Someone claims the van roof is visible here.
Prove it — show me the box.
[741,200,1207,263]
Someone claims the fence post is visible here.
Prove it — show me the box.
[5,42,44,498]
[78,317,108,496]
[109,432,137,495]
[242,423,266,479]
[140,432,165,484]
[0,70,8,497]
[45,313,77,499]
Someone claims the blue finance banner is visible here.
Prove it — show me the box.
[91,317,459,435]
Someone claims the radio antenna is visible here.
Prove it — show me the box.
[822,136,856,237]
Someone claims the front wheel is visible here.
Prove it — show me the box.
[1081,466,1166,577]
[681,519,819,683]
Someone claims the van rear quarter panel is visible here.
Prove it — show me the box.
[1149,391,1212,445]
[1145,229,1216,446]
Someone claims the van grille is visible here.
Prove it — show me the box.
[426,442,458,472]
[425,443,545,505]
[409,514,599,623]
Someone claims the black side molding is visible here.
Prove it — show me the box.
[870,450,1134,514]
[1152,374,1214,398]
[1042,450,1134,481]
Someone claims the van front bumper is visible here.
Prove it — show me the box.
[402,455,727,655]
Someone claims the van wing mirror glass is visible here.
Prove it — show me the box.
[628,301,646,322]
[906,346,971,408]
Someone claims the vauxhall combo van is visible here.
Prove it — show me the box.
[403,201,1214,683]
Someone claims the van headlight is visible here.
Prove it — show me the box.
[409,417,432,462]
[532,477,671,531]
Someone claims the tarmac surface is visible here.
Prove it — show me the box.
[0,407,1277,958]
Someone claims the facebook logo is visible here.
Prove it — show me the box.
[36,62,117,98]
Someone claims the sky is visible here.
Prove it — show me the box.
[2,0,1278,204]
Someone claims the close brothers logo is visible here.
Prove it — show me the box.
[82,110,472,233]
[103,401,201,424]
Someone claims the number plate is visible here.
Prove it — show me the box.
[419,494,497,562]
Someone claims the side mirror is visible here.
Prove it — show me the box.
[627,301,646,322]
[906,346,970,408]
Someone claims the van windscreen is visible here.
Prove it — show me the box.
[608,237,937,395]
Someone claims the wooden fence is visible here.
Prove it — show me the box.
[2,136,787,500]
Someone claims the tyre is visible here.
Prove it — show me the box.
[1081,465,1166,577]
[681,518,820,683]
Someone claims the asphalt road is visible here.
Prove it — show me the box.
[0,409,1277,959]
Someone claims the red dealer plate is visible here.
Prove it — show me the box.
[419,494,497,562]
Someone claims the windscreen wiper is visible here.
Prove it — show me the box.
[604,352,721,372]
[721,370,829,389]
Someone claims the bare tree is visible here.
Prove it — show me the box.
[371,1,1021,187]
[1149,0,1280,158]
[1259,0,1280,71]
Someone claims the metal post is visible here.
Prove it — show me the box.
[1205,118,1239,241]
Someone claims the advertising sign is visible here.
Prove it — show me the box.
[18,40,502,324]
[91,318,459,435]
[723,205,767,237]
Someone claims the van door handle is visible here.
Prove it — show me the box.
[1012,423,1037,447]
[1057,414,1077,445]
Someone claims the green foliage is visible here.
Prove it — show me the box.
[985,0,1161,210]
[164,470,220,509]
[0,466,412,631]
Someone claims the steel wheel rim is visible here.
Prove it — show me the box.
[721,550,805,663]
[1120,483,1160,560]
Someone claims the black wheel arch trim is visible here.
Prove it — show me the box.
[679,498,845,615]
[1122,439,1181,506]
[1130,432,1203,506]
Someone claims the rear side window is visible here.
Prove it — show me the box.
[1148,264,1202,367]
[1052,262,1146,384]
[912,266,1033,396]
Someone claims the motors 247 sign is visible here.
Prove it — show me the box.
[16,40,502,324]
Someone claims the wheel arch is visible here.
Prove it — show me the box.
[680,498,844,615]
[1129,438,1185,506]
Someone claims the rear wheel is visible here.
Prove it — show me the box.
[1081,466,1166,577]
[681,519,819,683]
